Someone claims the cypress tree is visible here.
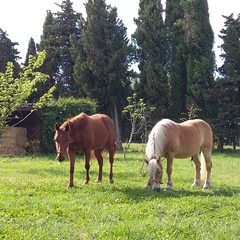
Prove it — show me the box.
[165,0,188,119]
[133,0,170,120]
[182,0,215,117]
[24,37,37,66]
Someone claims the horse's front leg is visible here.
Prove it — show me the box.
[191,154,201,187]
[165,156,174,190]
[67,150,76,188]
[84,150,91,184]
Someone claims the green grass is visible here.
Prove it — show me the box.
[0,147,240,239]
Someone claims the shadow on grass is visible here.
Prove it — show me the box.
[115,185,240,202]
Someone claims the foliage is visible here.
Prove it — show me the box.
[72,0,133,114]
[205,15,240,149]
[0,28,21,77]
[165,0,215,119]
[180,104,201,121]
[122,93,155,159]
[39,97,97,152]
[133,0,170,119]
[39,0,82,97]
[0,148,240,239]
[0,51,55,134]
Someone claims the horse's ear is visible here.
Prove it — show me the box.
[55,123,60,131]
[144,158,149,164]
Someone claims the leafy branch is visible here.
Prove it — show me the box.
[0,51,55,133]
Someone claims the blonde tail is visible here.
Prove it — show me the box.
[200,152,206,181]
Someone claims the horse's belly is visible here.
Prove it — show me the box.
[173,143,201,158]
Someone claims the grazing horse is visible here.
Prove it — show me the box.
[54,112,116,188]
[144,119,213,191]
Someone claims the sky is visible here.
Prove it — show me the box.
[0,0,239,67]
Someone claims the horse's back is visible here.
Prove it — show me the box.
[179,119,213,150]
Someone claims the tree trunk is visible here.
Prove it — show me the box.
[113,100,122,151]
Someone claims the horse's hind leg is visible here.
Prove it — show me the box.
[107,143,115,184]
[202,150,212,189]
[191,153,201,187]
[94,149,103,183]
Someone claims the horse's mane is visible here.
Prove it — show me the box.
[61,112,90,131]
[146,119,175,159]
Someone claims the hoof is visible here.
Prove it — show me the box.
[94,179,102,183]
[67,184,73,188]
[191,180,201,188]
[203,180,212,189]
[109,179,114,184]
[84,180,89,185]
[164,183,173,191]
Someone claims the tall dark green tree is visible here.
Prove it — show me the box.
[72,0,132,113]
[54,0,81,96]
[0,29,21,77]
[165,0,188,119]
[133,0,170,120]
[24,37,37,66]
[165,0,215,119]
[39,0,81,97]
[71,0,133,145]
[205,16,240,150]
[182,0,215,117]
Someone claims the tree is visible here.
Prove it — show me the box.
[0,51,55,133]
[0,29,21,77]
[72,0,133,146]
[165,0,188,119]
[181,0,215,117]
[122,93,155,159]
[54,0,81,96]
[205,18,240,150]
[132,0,170,120]
[24,37,37,66]
[39,0,81,97]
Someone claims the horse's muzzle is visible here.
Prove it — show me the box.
[56,153,65,162]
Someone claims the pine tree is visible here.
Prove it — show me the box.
[73,0,132,113]
[0,29,21,77]
[39,10,61,98]
[54,0,81,96]
[132,0,170,120]
[71,0,133,146]
[39,0,81,97]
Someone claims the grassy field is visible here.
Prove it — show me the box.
[0,145,240,239]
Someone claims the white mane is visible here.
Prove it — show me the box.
[145,119,175,159]
[147,159,158,179]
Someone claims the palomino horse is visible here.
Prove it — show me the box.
[144,119,213,191]
[54,112,116,188]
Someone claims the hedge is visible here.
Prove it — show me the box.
[39,97,97,152]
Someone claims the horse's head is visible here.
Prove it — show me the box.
[54,122,73,162]
[144,158,163,192]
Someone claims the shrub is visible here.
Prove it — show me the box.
[39,97,97,152]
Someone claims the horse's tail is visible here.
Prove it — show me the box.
[200,152,206,181]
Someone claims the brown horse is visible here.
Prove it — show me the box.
[54,112,116,188]
[144,119,213,191]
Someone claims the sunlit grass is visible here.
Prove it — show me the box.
[0,147,239,239]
